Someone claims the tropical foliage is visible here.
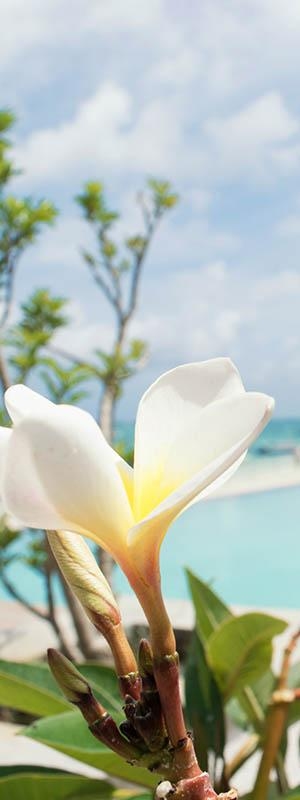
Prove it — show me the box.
[0,573,299,798]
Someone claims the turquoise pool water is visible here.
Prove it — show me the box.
[114,486,300,608]
[1,486,299,609]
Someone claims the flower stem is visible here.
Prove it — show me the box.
[252,629,300,800]
[252,696,291,800]
[129,576,201,778]
[153,652,188,746]
[105,621,141,699]
[155,775,238,799]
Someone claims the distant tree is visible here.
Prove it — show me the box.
[75,178,179,442]
[74,180,179,579]
[0,111,57,357]
[1,287,101,659]
[0,107,179,642]
[0,111,98,659]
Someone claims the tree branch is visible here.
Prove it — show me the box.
[253,629,300,800]
[47,342,97,371]
[1,571,49,621]
[84,254,119,309]
[0,262,16,330]
[0,346,11,390]
[125,210,160,324]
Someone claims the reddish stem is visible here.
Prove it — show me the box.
[153,653,187,745]
[155,774,238,800]
[119,671,142,701]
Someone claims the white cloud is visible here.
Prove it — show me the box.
[255,270,300,298]
[54,319,114,358]
[0,0,163,71]
[87,0,163,32]
[14,83,300,195]
[0,0,58,69]
[14,83,132,183]
[149,217,240,267]
[14,80,188,187]
[31,215,88,267]
[149,47,200,87]
[51,260,300,415]
[4,0,300,416]
[278,214,300,237]
[203,93,299,182]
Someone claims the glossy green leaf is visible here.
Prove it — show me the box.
[75,664,122,714]
[185,568,232,644]
[185,633,225,771]
[25,710,156,789]
[228,669,275,732]
[284,660,300,727]
[280,790,300,800]
[0,772,114,799]
[288,661,300,690]
[119,796,152,800]
[207,612,287,700]
[0,660,122,719]
[0,660,70,717]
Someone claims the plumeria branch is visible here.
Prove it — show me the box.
[47,538,236,798]
[0,360,275,796]
[47,638,237,798]
[253,629,300,800]
[47,530,141,698]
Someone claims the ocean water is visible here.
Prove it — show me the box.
[1,419,300,609]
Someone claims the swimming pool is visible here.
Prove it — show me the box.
[1,486,299,609]
[114,486,300,608]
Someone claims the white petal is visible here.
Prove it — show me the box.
[109,446,134,507]
[0,426,12,486]
[128,392,273,581]
[5,385,54,424]
[133,358,245,520]
[2,403,134,557]
[182,451,247,509]
[0,427,23,530]
[4,513,24,532]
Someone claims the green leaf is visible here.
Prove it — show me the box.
[228,669,275,731]
[185,568,232,644]
[0,660,70,717]
[185,634,225,771]
[0,661,122,719]
[0,772,115,799]
[280,790,300,800]
[288,661,300,690]
[283,660,300,727]
[116,795,152,800]
[25,710,156,789]
[207,613,287,700]
[74,663,122,715]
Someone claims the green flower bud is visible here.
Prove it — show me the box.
[48,530,120,631]
[47,649,91,704]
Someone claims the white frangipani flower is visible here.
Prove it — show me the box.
[0,359,273,589]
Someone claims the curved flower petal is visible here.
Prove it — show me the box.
[128,391,273,582]
[0,426,12,484]
[180,451,247,510]
[110,446,134,507]
[133,358,245,520]
[5,384,54,423]
[2,404,134,557]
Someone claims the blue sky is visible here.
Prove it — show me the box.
[2,0,300,417]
